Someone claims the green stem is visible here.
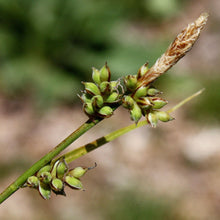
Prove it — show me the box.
[53,120,148,164]
[0,89,203,204]
[55,89,204,164]
[166,88,205,113]
[0,118,101,204]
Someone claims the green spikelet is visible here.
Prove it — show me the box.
[98,106,113,118]
[27,176,39,188]
[65,176,83,190]
[38,182,51,200]
[100,63,111,82]
[92,67,101,85]
[130,103,142,123]
[124,75,138,91]
[68,167,88,178]
[82,82,101,96]
[147,112,158,128]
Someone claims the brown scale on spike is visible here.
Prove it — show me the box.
[138,13,209,87]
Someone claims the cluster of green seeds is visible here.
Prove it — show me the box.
[81,62,173,127]
[80,63,122,119]
[25,63,174,200]
[25,158,93,200]
[122,63,173,126]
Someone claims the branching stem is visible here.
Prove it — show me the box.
[0,89,204,204]
[0,118,101,204]
[54,89,204,164]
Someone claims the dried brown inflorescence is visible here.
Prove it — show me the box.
[138,12,209,87]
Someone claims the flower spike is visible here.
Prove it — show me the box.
[138,12,209,86]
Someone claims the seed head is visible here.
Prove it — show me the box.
[139,12,209,86]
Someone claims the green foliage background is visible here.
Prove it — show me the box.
[0,0,187,108]
[1,1,220,219]
[1,0,218,123]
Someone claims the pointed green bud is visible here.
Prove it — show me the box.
[56,159,68,180]
[109,81,118,92]
[38,182,51,200]
[147,112,158,128]
[83,103,95,116]
[124,75,137,91]
[147,88,161,96]
[100,63,111,82]
[92,67,101,85]
[82,82,101,96]
[79,93,92,104]
[99,81,111,94]
[27,176,39,188]
[98,106,113,118]
[122,95,135,110]
[51,178,64,192]
[37,165,51,178]
[39,171,52,184]
[133,86,148,100]
[91,95,104,108]
[51,160,60,179]
[105,92,120,103]
[136,97,152,110]
[68,167,88,178]
[65,176,83,190]
[137,63,149,79]
[150,97,168,109]
[156,111,174,122]
[130,103,142,123]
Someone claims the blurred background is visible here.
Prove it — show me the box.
[0,0,220,219]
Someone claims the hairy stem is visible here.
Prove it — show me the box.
[0,118,101,204]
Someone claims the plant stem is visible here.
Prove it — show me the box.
[54,89,204,164]
[0,118,101,204]
[0,89,203,204]
[53,120,148,164]
[166,88,205,113]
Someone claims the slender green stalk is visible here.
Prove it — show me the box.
[0,89,203,204]
[53,120,148,164]
[167,88,205,113]
[0,118,101,204]
[54,89,204,164]
[0,12,208,203]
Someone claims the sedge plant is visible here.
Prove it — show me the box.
[0,13,208,203]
